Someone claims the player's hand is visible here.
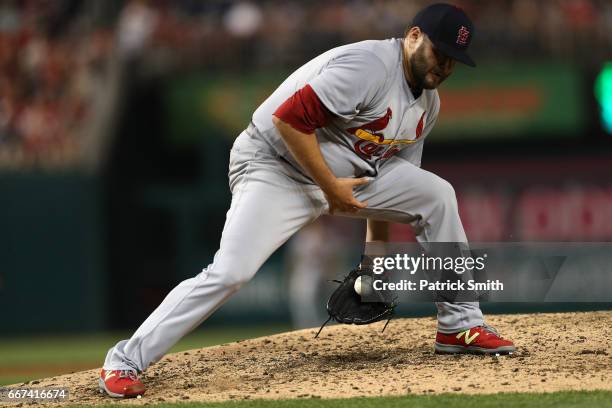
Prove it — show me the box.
[323,177,369,214]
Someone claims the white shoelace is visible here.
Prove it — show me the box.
[481,323,500,336]
[119,370,138,380]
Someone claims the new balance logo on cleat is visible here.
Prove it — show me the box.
[104,371,116,381]
[456,329,480,345]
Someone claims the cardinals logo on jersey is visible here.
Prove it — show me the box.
[347,108,426,159]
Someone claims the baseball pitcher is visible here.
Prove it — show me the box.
[99,3,516,398]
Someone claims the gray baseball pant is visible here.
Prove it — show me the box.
[104,131,483,372]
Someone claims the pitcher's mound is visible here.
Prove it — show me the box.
[10,311,612,406]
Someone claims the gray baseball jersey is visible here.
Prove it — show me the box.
[252,38,440,178]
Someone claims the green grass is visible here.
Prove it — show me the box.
[64,391,612,408]
[0,325,288,386]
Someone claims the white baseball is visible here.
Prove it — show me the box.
[354,276,362,295]
[354,275,373,296]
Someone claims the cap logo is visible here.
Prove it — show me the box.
[456,26,470,46]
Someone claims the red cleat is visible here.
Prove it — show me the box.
[435,325,516,355]
[98,369,146,398]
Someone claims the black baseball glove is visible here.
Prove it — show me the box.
[315,265,396,338]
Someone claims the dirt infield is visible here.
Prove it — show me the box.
[6,311,611,406]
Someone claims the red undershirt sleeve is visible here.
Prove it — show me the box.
[273,84,335,134]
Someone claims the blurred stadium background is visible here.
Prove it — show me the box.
[1,0,611,385]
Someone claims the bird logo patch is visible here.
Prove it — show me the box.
[347,108,426,160]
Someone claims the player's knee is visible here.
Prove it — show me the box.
[427,176,458,211]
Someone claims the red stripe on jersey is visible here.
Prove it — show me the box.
[273,84,334,134]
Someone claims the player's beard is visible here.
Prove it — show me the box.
[409,45,444,92]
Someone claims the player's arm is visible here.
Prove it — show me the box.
[273,50,388,213]
[272,85,368,214]
[272,116,368,214]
